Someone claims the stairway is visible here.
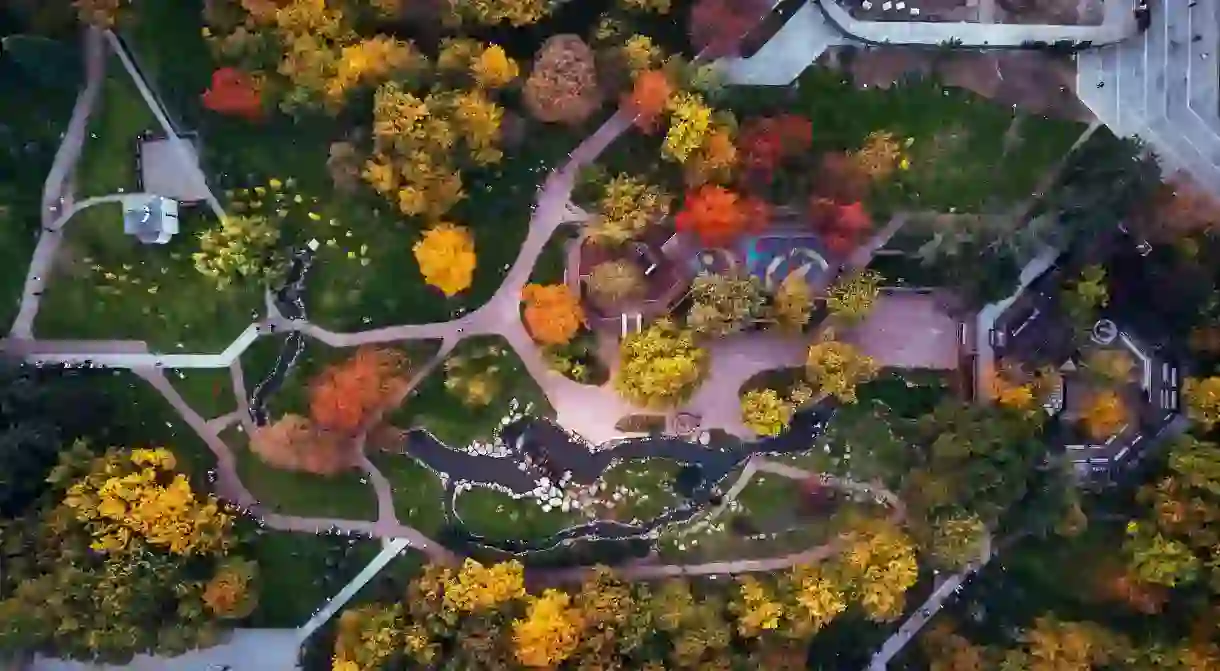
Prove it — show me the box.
[1077,1,1220,195]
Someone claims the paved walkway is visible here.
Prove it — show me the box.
[845,290,962,369]
[720,0,1142,86]
[31,629,302,671]
[1076,0,1220,197]
[297,538,410,641]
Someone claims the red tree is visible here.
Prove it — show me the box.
[689,0,774,58]
[814,151,870,205]
[809,197,872,257]
[309,347,409,434]
[624,69,673,132]
[201,67,263,121]
[675,184,770,247]
[736,114,812,186]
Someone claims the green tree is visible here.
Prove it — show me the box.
[1060,264,1109,334]
[927,513,988,570]
[686,272,766,337]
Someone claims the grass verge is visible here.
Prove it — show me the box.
[455,485,582,544]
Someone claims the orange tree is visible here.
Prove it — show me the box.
[522,283,585,346]
[675,184,770,248]
[309,347,410,434]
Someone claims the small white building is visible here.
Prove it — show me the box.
[122,194,179,245]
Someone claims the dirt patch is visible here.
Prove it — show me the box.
[996,0,1103,25]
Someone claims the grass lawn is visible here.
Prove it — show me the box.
[0,50,78,330]
[367,452,446,535]
[528,226,579,285]
[34,204,262,352]
[167,366,236,420]
[723,67,1085,214]
[392,335,554,448]
[858,368,952,419]
[224,426,380,520]
[455,486,582,543]
[596,458,684,523]
[75,55,156,198]
[246,529,382,628]
[735,471,806,520]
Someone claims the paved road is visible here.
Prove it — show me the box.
[39,27,106,228]
[721,0,1141,86]
[1077,0,1220,196]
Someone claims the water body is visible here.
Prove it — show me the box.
[405,409,833,559]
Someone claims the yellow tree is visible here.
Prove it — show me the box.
[838,517,919,622]
[804,333,880,404]
[513,589,585,668]
[202,558,259,620]
[732,576,784,638]
[782,563,848,638]
[1007,616,1128,671]
[587,174,673,245]
[328,36,424,111]
[619,34,664,77]
[413,223,476,297]
[663,91,713,163]
[928,513,987,570]
[1184,376,1220,429]
[772,273,813,331]
[442,559,526,612]
[615,319,708,408]
[522,283,585,346]
[586,259,646,306]
[471,43,519,88]
[1080,389,1129,440]
[193,214,281,289]
[331,604,404,671]
[684,125,738,187]
[62,447,234,557]
[450,88,506,165]
[740,388,795,437]
[826,270,884,323]
[619,0,672,13]
[852,131,906,181]
[453,0,549,26]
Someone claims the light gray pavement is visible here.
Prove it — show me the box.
[819,0,1139,47]
[845,290,961,370]
[104,31,225,221]
[1077,0,1220,196]
[682,332,812,437]
[40,27,106,228]
[718,2,845,85]
[720,0,1141,86]
[297,538,410,641]
[973,245,1060,399]
[31,629,302,671]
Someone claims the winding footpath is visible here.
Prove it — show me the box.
[11,29,921,670]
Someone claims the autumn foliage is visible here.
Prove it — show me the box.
[251,414,357,475]
[522,283,585,346]
[309,347,410,434]
[809,198,872,257]
[736,114,812,185]
[675,185,769,247]
[523,35,602,125]
[625,69,673,132]
[689,0,773,57]
[202,67,264,121]
[413,223,477,296]
[814,152,871,205]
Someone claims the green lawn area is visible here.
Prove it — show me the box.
[224,426,379,520]
[0,49,79,330]
[735,470,807,520]
[455,486,583,543]
[168,366,236,420]
[246,530,382,628]
[529,226,579,285]
[34,204,261,352]
[724,67,1085,214]
[392,335,554,448]
[367,452,446,535]
[597,458,684,523]
[75,56,156,198]
[858,368,952,419]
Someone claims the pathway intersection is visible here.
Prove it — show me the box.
[8,27,988,670]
